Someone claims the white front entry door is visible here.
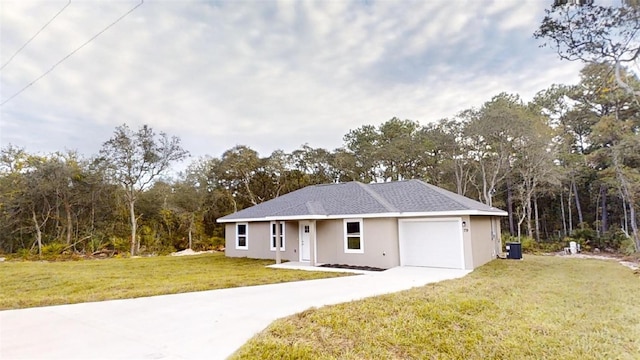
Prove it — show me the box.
[299,222,311,261]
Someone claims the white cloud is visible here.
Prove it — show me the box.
[1,0,584,162]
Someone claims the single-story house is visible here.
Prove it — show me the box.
[217,179,508,270]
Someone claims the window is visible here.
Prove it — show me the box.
[344,219,363,253]
[270,221,285,251]
[236,223,248,249]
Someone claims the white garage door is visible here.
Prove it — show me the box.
[398,218,465,269]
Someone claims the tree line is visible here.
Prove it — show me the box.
[1,61,638,258]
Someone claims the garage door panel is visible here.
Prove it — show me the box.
[399,219,464,269]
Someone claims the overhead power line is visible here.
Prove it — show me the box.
[0,0,144,107]
[0,0,72,72]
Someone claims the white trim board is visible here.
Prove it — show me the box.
[217,209,507,223]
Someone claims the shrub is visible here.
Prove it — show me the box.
[504,234,565,254]
[86,236,109,254]
[110,236,130,254]
[535,241,565,253]
[620,237,637,256]
[570,225,597,247]
[600,228,629,250]
[191,236,226,251]
[520,236,533,253]
[156,245,177,256]
[15,248,33,260]
[138,225,156,250]
[41,242,65,258]
[209,236,226,250]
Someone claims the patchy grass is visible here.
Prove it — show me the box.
[232,256,640,360]
[0,253,349,310]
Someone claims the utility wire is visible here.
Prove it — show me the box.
[0,0,72,72]
[0,0,144,107]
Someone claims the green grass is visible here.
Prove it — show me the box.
[0,253,349,310]
[232,256,640,360]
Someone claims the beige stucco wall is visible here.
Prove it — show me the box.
[469,216,500,268]
[361,218,400,269]
[224,221,298,261]
[224,215,503,269]
[316,220,341,264]
[224,218,399,268]
[284,221,299,258]
[224,223,237,256]
[460,215,473,270]
[314,218,399,269]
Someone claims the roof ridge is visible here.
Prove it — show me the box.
[261,187,318,217]
[355,182,399,213]
[305,201,327,215]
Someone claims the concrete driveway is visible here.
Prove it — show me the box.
[0,266,470,359]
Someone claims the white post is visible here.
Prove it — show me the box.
[309,220,316,267]
[275,221,281,264]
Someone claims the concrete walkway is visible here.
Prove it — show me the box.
[0,266,470,359]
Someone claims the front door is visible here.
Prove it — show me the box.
[299,222,311,261]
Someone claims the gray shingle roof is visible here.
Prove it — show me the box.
[217,179,506,222]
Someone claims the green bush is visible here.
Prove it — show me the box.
[600,228,629,250]
[192,236,226,251]
[189,239,205,251]
[156,245,177,256]
[504,234,565,254]
[536,241,565,253]
[569,225,597,247]
[210,236,226,250]
[520,236,533,253]
[41,242,65,258]
[110,236,130,254]
[15,248,33,260]
[563,226,632,252]
[138,225,156,250]
[620,237,637,256]
[87,236,108,254]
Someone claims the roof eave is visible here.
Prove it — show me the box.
[216,209,508,223]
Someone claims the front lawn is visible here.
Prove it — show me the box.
[0,253,349,310]
[233,256,640,360]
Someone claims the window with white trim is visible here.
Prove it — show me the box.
[344,219,364,253]
[236,223,248,250]
[270,221,285,251]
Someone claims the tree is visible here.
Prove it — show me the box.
[536,1,640,96]
[530,86,579,236]
[172,179,205,250]
[376,118,423,181]
[17,155,60,256]
[184,156,235,238]
[571,63,640,249]
[428,118,474,195]
[331,148,359,183]
[290,145,335,184]
[218,145,262,207]
[99,124,188,256]
[0,145,28,253]
[590,114,640,250]
[343,125,380,183]
[511,108,560,240]
[463,94,531,206]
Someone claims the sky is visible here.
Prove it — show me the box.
[0,0,584,167]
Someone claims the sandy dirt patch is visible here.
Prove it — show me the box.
[170,249,215,256]
[555,252,639,270]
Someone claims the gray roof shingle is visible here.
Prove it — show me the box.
[218,179,506,221]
